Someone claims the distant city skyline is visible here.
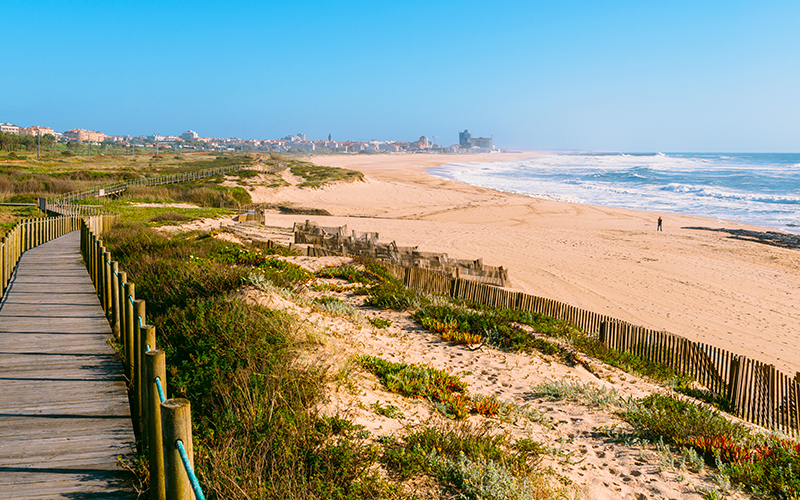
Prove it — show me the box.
[1,118,494,152]
[2,1,799,152]
[1,119,494,154]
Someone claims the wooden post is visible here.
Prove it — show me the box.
[133,299,146,442]
[140,325,157,450]
[94,240,103,294]
[146,349,167,500]
[111,261,120,338]
[727,356,742,417]
[0,237,5,297]
[161,398,194,500]
[103,251,112,316]
[118,274,129,377]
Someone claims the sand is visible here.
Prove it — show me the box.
[244,152,800,378]
[234,255,750,499]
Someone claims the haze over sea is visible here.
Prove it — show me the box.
[430,153,800,234]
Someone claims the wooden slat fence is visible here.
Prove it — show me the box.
[294,221,509,286]
[330,250,800,437]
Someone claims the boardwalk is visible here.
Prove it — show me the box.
[0,231,135,499]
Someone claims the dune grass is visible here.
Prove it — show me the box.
[617,393,800,499]
[103,223,403,499]
[288,160,364,188]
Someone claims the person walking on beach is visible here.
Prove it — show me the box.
[657,216,663,231]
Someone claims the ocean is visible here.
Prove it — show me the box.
[428,153,800,234]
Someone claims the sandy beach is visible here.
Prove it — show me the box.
[247,152,800,377]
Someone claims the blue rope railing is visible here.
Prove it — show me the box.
[155,377,166,404]
[87,220,209,498]
[177,440,207,500]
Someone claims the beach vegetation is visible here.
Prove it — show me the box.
[530,379,621,409]
[368,317,392,329]
[288,160,364,188]
[103,222,404,499]
[312,296,359,317]
[617,393,800,500]
[358,355,470,419]
[413,305,563,355]
[381,423,565,500]
[370,401,405,419]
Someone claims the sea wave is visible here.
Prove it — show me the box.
[428,152,800,233]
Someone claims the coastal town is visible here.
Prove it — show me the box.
[0,121,496,154]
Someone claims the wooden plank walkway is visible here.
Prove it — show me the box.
[0,231,136,499]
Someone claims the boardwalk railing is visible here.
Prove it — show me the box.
[1,216,84,299]
[82,217,205,500]
[49,163,250,206]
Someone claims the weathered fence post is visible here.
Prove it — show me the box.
[0,237,5,296]
[140,325,156,448]
[727,356,742,417]
[133,299,146,443]
[111,261,120,338]
[94,240,103,294]
[146,349,167,500]
[118,273,129,376]
[103,251,112,316]
[125,283,136,381]
[162,398,194,500]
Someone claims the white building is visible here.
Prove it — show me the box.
[0,123,20,134]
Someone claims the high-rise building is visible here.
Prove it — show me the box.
[458,129,492,150]
[459,130,472,148]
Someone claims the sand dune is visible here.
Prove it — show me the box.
[249,152,800,377]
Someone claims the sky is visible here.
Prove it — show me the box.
[2,0,799,152]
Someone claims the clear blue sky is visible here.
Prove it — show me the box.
[2,1,799,152]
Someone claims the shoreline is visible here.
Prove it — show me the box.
[249,153,800,376]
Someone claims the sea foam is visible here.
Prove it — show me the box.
[428,153,800,233]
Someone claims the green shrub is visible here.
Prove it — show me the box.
[413,305,562,354]
[365,281,423,311]
[619,394,800,499]
[368,317,392,329]
[618,394,748,447]
[358,355,468,419]
[382,423,545,488]
[317,265,379,284]
[258,258,313,288]
[531,379,620,408]
[370,401,404,419]
[289,162,364,188]
[107,224,399,498]
[149,212,190,223]
[721,440,800,499]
